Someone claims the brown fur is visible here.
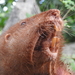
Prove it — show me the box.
[0,9,72,75]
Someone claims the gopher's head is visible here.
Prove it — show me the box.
[1,9,63,74]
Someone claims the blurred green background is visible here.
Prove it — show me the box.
[0,0,75,72]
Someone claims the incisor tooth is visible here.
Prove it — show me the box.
[51,37,60,46]
[51,37,56,47]
[51,37,60,52]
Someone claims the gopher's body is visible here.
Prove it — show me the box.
[0,9,71,75]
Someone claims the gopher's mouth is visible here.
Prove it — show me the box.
[34,22,62,61]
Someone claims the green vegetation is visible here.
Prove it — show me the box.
[0,0,14,28]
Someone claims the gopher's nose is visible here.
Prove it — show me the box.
[50,9,60,16]
[47,9,60,18]
[46,10,60,23]
[52,12,59,18]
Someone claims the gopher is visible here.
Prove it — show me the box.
[0,9,71,75]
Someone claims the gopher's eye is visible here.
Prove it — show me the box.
[21,22,26,25]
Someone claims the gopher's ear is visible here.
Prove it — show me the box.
[5,33,11,42]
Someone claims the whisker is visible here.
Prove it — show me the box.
[63,30,75,37]
[63,30,72,37]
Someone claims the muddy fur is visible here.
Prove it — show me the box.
[0,9,72,75]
